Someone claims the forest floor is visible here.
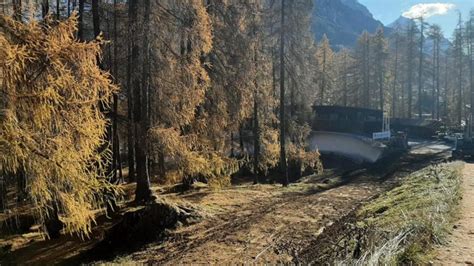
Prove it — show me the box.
[0,141,453,264]
[434,163,474,264]
[107,142,452,264]
[113,174,391,264]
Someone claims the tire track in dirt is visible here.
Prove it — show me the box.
[111,148,451,264]
[126,180,388,264]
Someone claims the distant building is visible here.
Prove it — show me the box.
[312,106,383,137]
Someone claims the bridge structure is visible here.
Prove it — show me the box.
[310,106,442,163]
[310,106,387,163]
[308,131,385,163]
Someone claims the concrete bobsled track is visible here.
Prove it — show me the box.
[308,131,385,163]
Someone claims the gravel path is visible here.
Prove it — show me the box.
[435,163,474,265]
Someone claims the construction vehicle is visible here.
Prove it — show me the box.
[452,114,474,159]
[452,138,474,159]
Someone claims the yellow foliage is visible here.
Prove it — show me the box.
[150,0,212,127]
[258,127,280,175]
[147,1,242,187]
[287,122,323,175]
[0,14,117,237]
[149,127,237,187]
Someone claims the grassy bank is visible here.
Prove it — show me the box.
[345,162,464,265]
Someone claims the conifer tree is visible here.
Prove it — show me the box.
[467,10,474,126]
[355,31,371,108]
[454,13,464,125]
[428,24,443,120]
[0,14,117,237]
[316,34,334,105]
[279,0,288,186]
[336,48,355,107]
[406,22,417,118]
[417,17,426,118]
[391,29,401,117]
[372,27,388,111]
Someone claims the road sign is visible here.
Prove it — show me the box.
[373,131,391,140]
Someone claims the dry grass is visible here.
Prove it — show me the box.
[341,162,464,265]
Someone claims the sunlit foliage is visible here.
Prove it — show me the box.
[0,14,116,237]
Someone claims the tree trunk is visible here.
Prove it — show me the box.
[279,0,288,186]
[126,0,136,182]
[272,48,277,110]
[444,55,449,119]
[378,60,384,112]
[362,37,370,108]
[56,0,60,19]
[469,19,474,131]
[392,33,399,117]
[112,0,121,182]
[0,175,6,212]
[320,48,326,105]
[407,24,415,119]
[455,13,464,126]
[230,132,235,158]
[157,151,166,181]
[134,0,153,203]
[290,77,296,117]
[253,42,260,184]
[78,0,84,40]
[417,18,424,119]
[343,53,348,107]
[92,0,100,38]
[113,133,123,182]
[16,169,27,202]
[92,0,117,213]
[41,0,49,18]
[239,125,244,153]
[253,90,260,184]
[12,0,21,21]
[458,25,464,126]
[44,204,63,239]
[436,39,441,120]
[432,36,437,119]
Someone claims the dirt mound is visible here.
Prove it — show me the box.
[1,198,204,265]
[79,199,203,262]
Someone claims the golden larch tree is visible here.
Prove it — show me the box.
[0,13,116,237]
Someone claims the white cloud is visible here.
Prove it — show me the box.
[402,3,455,19]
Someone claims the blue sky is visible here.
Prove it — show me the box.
[359,0,473,38]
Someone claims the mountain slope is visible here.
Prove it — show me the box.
[389,16,452,53]
[311,0,388,48]
[388,15,414,29]
[340,0,372,18]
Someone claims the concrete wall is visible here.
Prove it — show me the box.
[308,131,384,163]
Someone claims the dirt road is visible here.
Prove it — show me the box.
[0,142,451,264]
[435,163,474,264]
[110,147,449,264]
[115,178,389,264]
